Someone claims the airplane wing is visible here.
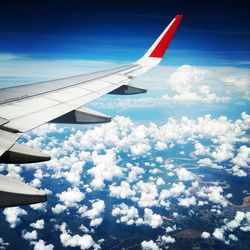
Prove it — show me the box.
[0,15,183,207]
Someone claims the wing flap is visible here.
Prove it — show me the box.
[0,142,50,164]
[0,130,20,157]
[0,174,47,207]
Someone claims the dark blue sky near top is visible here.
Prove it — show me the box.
[0,0,250,66]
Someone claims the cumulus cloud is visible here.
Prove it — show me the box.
[110,181,136,199]
[178,196,197,207]
[88,150,123,190]
[231,146,250,177]
[198,158,223,169]
[135,180,159,207]
[139,208,163,228]
[175,168,194,181]
[211,143,234,162]
[31,240,54,250]
[3,207,27,228]
[212,211,250,244]
[112,203,139,225]
[30,219,45,230]
[79,200,105,227]
[52,204,67,214]
[160,235,175,244]
[131,143,151,156]
[160,182,186,201]
[141,240,160,250]
[30,202,47,212]
[22,230,38,241]
[197,186,228,207]
[59,223,99,250]
[201,231,211,239]
[57,187,85,208]
[213,228,225,242]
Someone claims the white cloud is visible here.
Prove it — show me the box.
[112,203,139,226]
[160,182,186,200]
[135,180,159,207]
[213,228,225,241]
[52,204,67,214]
[201,232,211,239]
[211,211,250,244]
[232,145,250,169]
[231,165,247,177]
[175,168,194,181]
[127,164,145,182]
[178,196,197,207]
[161,65,228,103]
[198,158,223,169]
[110,181,136,199]
[131,143,151,156]
[156,178,165,186]
[31,240,54,250]
[160,235,175,244]
[139,208,163,229]
[80,200,105,227]
[89,218,103,227]
[226,211,245,230]
[30,202,47,212]
[197,186,228,207]
[22,230,38,241]
[194,143,210,156]
[211,143,234,162]
[88,150,123,190]
[228,234,238,241]
[57,187,85,208]
[30,219,45,230]
[59,223,98,250]
[141,240,160,250]
[3,207,27,228]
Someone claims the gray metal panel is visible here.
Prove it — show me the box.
[0,117,8,126]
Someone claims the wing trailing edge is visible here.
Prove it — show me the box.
[0,142,50,164]
[0,174,47,208]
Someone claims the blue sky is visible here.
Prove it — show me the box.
[0,0,250,66]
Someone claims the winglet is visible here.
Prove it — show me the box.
[137,15,183,65]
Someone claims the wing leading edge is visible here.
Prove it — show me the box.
[0,15,183,207]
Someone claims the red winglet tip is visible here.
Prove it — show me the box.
[149,14,183,58]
